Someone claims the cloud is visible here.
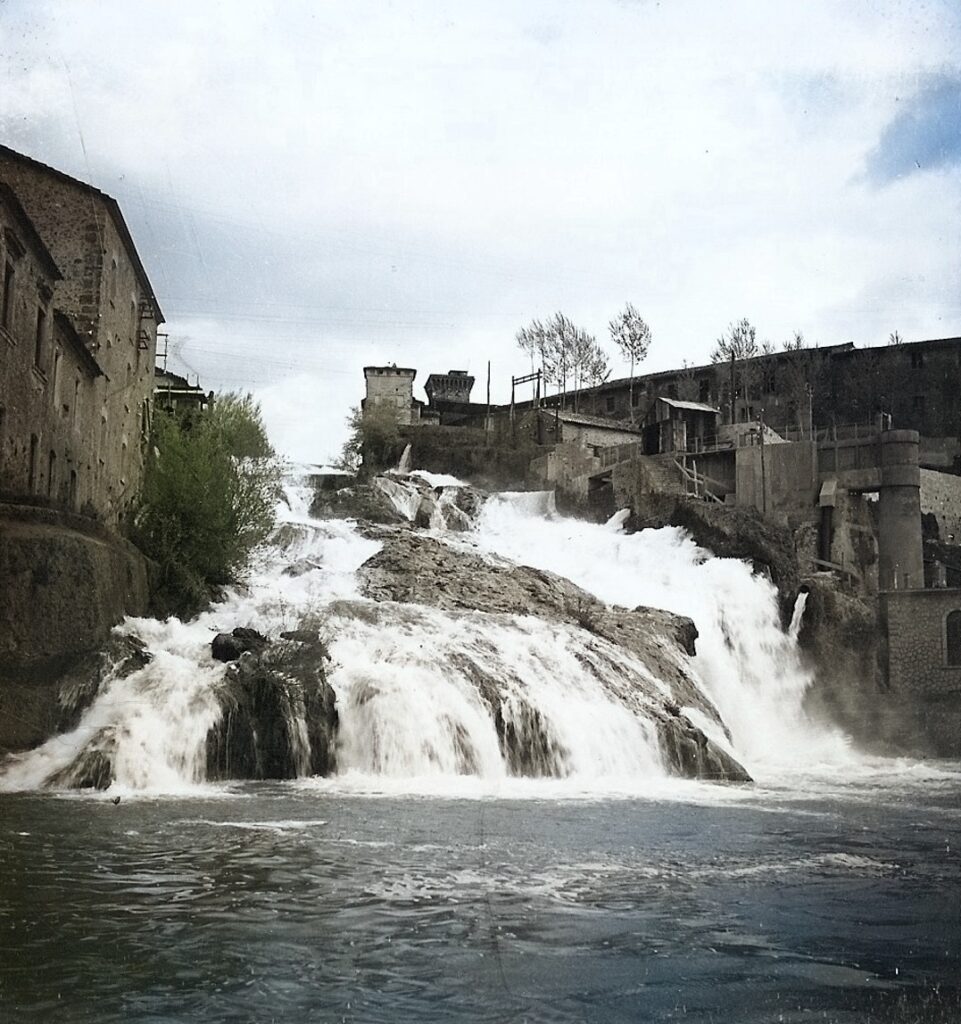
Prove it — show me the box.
[1,1,960,459]
[865,74,961,184]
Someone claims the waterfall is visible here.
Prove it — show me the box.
[0,471,851,794]
[472,492,850,769]
[396,443,412,474]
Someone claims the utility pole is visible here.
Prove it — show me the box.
[485,360,491,438]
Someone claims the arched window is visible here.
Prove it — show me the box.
[946,610,961,667]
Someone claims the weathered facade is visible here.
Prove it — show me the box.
[363,365,420,426]
[0,145,164,522]
[154,367,211,414]
[880,588,961,755]
[425,370,474,405]
[537,336,961,470]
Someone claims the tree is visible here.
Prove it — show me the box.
[889,330,904,346]
[516,318,551,376]
[711,319,760,421]
[133,393,283,615]
[783,330,806,352]
[608,303,651,422]
[711,318,758,363]
[336,403,401,474]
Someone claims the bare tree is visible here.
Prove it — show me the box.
[711,319,759,421]
[711,318,758,363]
[608,303,651,422]
[676,361,700,403]
[516,318,551,375]
[783,330,806,352]
[888,330,904,346]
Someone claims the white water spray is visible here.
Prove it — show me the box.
[0,471,852,794]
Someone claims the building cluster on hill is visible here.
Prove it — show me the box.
[362,343,961,755]
[0,145,164,524]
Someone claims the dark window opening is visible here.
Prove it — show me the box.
[699,378,711,404]
[605,395,616,413]
[28,434,38,491]
[631,390,641,406]
[2,263,14,330]
[911,350,924,369]
[47,450,56,498]
[946,610,961,667]
[34,306,45,367]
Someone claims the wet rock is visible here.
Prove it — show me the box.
[656,713,752,783]
[206,638,338,780]
[279,628,321,645]
[211,626,268,663]
[283,558,322,577]
[46,745,114,791]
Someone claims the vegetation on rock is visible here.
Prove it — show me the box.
[133,393,283,616]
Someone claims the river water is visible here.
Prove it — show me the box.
[1,472,960,1021]
[2,764,960,1023]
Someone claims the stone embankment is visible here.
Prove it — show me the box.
[0,503,149,754]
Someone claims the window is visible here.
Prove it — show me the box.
[34,306,45,366]
[47,450,56,499]
[699,379,711,404]
[73,380,81,428]
[946,610,961,667]
[1,262,13,330]
[631,390,641,407]
[606,395,616,413]
[28,434,38,491]
[911,350,924,369]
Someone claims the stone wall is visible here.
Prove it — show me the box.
[920,468,961,544]
[880,588,961,756]
[0,503,150,753]
[735,440,818,521]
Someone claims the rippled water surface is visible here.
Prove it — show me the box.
[2,765,960,1023]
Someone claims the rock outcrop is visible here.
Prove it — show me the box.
[206,633,338,780]
[357,530,750,783]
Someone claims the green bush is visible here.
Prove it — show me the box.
[133,393,283,616]
[336,404,402,474]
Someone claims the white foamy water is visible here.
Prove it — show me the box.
[471,492,852,771]
[0,472,854,794]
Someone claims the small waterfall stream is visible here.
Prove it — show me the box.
[0,470,851,794]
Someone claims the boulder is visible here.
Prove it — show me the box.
[211,626,268,663]
[206,637,338,780]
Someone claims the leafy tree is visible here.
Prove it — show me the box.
[133,393,282,615]
[336,403,400,474]
[608,303,651,422]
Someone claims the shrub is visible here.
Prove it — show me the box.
[133,393,283,616]
[336,404,402,474]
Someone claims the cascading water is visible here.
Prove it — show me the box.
[0,468,852,794]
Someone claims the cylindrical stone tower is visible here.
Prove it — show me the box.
[878,429,924,591]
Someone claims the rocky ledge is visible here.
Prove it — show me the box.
[358,530,750,783]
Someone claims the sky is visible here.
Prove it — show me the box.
[1,0,960,462]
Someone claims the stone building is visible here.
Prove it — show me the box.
[0,146,164,522]
[425,370,474,404]
[154,367,211,415]
[540,336,961,471]
[880,588,961,755]
[362,365,420,426]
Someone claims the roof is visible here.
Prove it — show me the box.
[54,311,104,379]
[552,409,642,433]
[0,182,62,281]
[657,396,720,414]
[0,145,165,324]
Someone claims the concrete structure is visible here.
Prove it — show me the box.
[363,365,419,426]
[0,146,164,522]
[425,370,474,405]
[881,588,961,755]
